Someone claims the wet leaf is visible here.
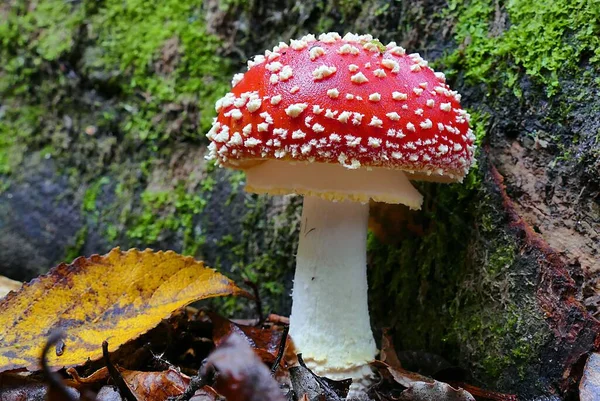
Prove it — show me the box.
[294,355,346,401]
[189,387,219,401]
[209,312,286,364]
[68,366,220,400]
[449,383,517,401]
[67,366,110,385]
[372,361,434,387]
[206,333,285,401]
[289,365,321,401]
[399,381,475,401]
[0,248,249,372]
[0,373,80,401]
[122,367,189,400]
[372,361,475,401]
[96,386,123,401]
[379,329,402,369]
[319,377,351,399]
[71,366,192,400]
[289,364,349,401]
[0,373,48,401]
[580,352,600,401]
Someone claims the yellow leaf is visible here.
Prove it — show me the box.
[0,248,249,372]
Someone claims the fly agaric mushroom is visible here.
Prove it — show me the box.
[206,32,475,396]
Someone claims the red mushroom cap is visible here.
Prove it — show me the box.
[207,32,475,182]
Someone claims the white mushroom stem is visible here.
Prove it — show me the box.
[290,196,376,395]
[243,160,424,397]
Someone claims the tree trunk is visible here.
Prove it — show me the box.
[0,0,598,399]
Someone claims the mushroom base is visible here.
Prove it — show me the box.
[289,195,376,396]
[244,160,423,209]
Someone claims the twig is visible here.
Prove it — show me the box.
[267,313,290,325]
[271,325,289,375]
[102,341,137,401]
[55,338,66,356]
[448,382,518,401]
[244,279,264,326]
[41,330,81,401]
[170,363,215,401]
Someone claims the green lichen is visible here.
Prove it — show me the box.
[442,0,600,96]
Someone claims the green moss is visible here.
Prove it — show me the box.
[217,0,250,11]
[208,191,301,316]
[448,234,549,382]
[0,0,235,261]
[0,104,44,175]
[127,184,208,255]
[235,195,297,293]
[83,177,111,214]
[64,225,89,263]
[368,168,548,385]
[424,10,598,382]
[365,109,548,385]
[89,0,231,141]
[338,0,364,16]
[313,0,369,33]
[227,170,246,193]
[0,0,84,95]
[1,0,232,176]
[442,0,600,96]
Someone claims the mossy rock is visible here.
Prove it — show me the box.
[1,0,598,399]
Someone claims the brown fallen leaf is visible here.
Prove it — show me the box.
[399,380,475,401]
[372,361,474,401]
[289,365,322,401]
[189,386,220,401]
[68,366,221,400]
[267,314,290,325]
[580,352,600,401]
[122,367,190,400]
[67,366,111,385]
[446,382,518,401]
[380,328,402,370]
[96,386,123,401]
[372,360,434,387]
[0,372,81,401]
[207,333,285,401]
[292,355,349,401]
[289,363,351,401]
[209,312,289,364]
[0,275,21,299]
[0,248,249,372]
